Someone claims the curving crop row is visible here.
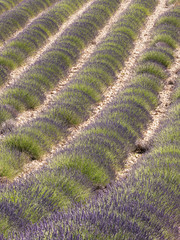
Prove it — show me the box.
[46,5,179,185]
[0,0,121,125]
[0,0,58,45]
[0,0,91,86]
[0,5,179,238]
[0,0,23,16]
[0,0,159,233]
[9,74,179,240]
[0,0,165,230]
[0,0,159,178]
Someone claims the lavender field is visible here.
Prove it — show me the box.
[0,0,179,239]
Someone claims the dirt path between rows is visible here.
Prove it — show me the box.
[116,47,180,181]
[5,0,132,128]
[0,0,59,52]
[11,0,176,183]
[0,0,96,94]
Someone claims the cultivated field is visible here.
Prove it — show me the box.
[0,0,179,239]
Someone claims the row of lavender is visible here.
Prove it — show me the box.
[9,73,179,240]
[0,3,178,237]
[0,0,121,125]
[0,0,23,16]
[0,0,90,85]
[0,0,158,178]
[0,0,59,45]
[0,0,123,177]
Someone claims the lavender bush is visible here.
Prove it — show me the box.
[4,71,180,240]
[0,0,121,123]
[0,3,179,238]
[0,0,90,85]
[0,0,23,16]
[0,0,160,176]
[0,0,58,45]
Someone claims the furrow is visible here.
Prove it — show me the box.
[0,3,179,238]
[0,0,23,16]
[0,1,54,52]
[13,0,133,129]
[0,0,122,126]
[117,46,180,180]
[12,0,174,180]
[0,0,160,178]
[0,0,58,45]
[13,73,180,240]
[0,0,93,87]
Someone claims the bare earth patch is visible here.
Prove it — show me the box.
[7,0,178,183]
[10,0,132,128]
[117,46,180,180]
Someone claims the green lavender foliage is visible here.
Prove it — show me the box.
[0,3,179,238]
[1,8,180,239]
[0,0,58,45]
[0,0,23,16]
[0,0,121,120]
[38,75,180,239]
[166,0,179,4]
[0,0,123,177]
[0,0,90,85]
[0,0,159,178]
[1,75,180,239]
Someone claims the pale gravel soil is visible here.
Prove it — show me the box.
[116,46,180,181]
[11,0,177,182]
[0,0,59,52]
[11,0,133,181]
[7,0,132,128]
[0,0,130,140]
[0,0,96,93]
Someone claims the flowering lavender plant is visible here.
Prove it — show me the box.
[0,0,90,86]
